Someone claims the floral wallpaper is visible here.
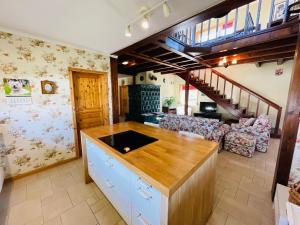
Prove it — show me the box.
[289,121,300,185]
[0,31,112,178]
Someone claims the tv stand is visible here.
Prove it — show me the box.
[194,112,222,121]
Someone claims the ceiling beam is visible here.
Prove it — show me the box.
[125,51,187,71]
[201,37,297,60]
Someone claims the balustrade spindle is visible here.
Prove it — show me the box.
[267,105,270,115]
[216,75,219,91]
[256,0,262,31]
[208,19,211,41]
[210,70,213,87]
[223,80,226,96]
[204,68,207,82]
[225,15,228,36]
[283,0,290,23]
[200,23,203,44]
[238,88,242,106]
[216,18,219,39]
[244,4,250,34]
[230,84,234,102]
[268,0,276,28]
[256,99,260,117]
[247,94,250,113]
[191,25,196,47]
[234,8,239,35]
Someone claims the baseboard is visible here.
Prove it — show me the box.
[4,156,80,182]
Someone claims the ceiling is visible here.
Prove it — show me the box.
[0,0,224,54]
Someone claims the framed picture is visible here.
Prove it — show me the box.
[41,80,57,94]
[3,78,31,97]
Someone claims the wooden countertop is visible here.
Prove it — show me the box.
[81,122,218,196]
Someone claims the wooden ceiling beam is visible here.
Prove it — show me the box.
[201,37,297,60]
[125,51,187,71]
[204,49,296,65]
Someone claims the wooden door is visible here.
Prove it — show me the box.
[71,70,109,156]
[119,85,128,116]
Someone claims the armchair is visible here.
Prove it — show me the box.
[231,115,272,153]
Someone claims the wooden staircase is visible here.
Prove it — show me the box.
[178,68,282,137]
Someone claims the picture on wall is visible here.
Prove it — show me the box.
[3,78,32,97]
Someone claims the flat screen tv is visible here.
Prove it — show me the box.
[200,102,217,113]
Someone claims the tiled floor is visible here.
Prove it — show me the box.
[0,138,279,225]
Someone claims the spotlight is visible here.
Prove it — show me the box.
[163,1,170,17]
[122,61,129,65]
[141,16,150,29]
[125,25,131,37]
[232,59,238,64]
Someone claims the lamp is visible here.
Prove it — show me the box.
[125,25,132,37]
[141,16,150,29]
[232,59,238,64]
[163,1,170,17]
[219,57,229,68]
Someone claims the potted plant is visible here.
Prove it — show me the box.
[162,97,176,113]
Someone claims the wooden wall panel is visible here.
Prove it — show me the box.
[110,57,120,123]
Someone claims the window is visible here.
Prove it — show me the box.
[180,85,198,106]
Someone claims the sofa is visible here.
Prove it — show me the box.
[159,114,231,151]
[228,114,272,153]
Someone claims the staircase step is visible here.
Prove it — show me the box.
[231,103,239,109]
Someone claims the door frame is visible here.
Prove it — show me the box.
[69,67,109,157]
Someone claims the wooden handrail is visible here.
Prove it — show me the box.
[211,68,282,110]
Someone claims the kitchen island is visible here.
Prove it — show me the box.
[81,122,218,225]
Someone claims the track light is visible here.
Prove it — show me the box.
[232,59,238,64]
[163,1,170,17]
[125,25,131,37]
[141,16,150,29]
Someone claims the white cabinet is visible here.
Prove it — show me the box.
[86,140,163,225]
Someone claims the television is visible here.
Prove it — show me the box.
[200,102,217,113]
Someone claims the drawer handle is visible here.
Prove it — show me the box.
[104,160,114,168]
[105,180,114,188]
[138,188,152,200]
[138,178,152,189]
[137,212,151,225]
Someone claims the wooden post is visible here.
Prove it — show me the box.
[110,57,120,124]
[185,72,190,116]
[272,25,300,197]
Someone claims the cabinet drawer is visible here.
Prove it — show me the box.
[131,177,161,225]
[132,206,158,225]
[86,140,109,162]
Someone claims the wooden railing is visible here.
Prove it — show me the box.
[171,0,300,47]
[191,68,282,134]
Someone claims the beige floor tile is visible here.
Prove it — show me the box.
[26,177,53,200]
[61,202,97,225]
[0,187,27,211]
[225,215,246,225]
[8,198,42,225]
[95,203,121,225]
[42,191,73,221]
[206,207,228,225]
[50,173,77,192]
[90,197,110,214]
[43,217,62,225]
[67,183,95,205]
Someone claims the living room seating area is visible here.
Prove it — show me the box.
[159,114,273,157]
